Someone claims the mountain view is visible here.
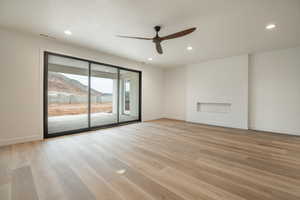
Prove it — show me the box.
[48,72,102,96]
[48,72,113,117]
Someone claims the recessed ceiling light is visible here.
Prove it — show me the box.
[64,30,72,35]
[187,46,193,51]
[148,58,153,61]
[116,169,126,174]
[266,24,276,30]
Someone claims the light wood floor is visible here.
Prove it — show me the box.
[1,119,300,200]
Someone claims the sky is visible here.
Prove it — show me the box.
[63,73,113,94]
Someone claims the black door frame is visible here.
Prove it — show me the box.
[43,51,142,138]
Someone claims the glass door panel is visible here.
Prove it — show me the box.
[90,63,118,127]
[119,70,140,122]
[47,55,89,134]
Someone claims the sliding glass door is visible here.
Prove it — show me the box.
[47,54,89,134]
[90,64,118,127]
[44,52,141,137]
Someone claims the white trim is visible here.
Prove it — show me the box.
[0,135,43,147]
[249,126,300,136]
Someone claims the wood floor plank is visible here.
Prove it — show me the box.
[29,141,69,200]
[0,146,12,200]
[89,140,189,200]
[99,128,275,200]
[11,166,39,200]
[54,137,126,200]
[68,136,156,200]
[92,136,241,200]
[1,119,300,200]
[99,123,297,199]
[42,140,96,200]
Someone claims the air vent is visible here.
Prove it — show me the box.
[39,34,56,40]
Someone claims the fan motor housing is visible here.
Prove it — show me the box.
[154,26,161,32]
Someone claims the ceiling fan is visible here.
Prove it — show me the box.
[117,26,196,54]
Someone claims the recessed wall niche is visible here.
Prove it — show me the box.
[197,102,231,113]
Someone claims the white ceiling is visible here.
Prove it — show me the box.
[0,0,300,67]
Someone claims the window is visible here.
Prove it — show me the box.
[119,69,140,123]
[124,80,130,115]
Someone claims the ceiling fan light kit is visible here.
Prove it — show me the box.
[118,26,196,54]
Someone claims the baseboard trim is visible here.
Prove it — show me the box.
[182,119,247,130]
[249,127,300,136]
[0,135,43,147]
[159,118,186,122]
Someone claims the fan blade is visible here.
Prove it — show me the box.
[155,42,163,54]
[116,35,152,40]
[161,27,196,41]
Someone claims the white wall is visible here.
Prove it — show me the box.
[163,67,186,120]
[163,47,300,135]
[1,29,299,146]
[0,28,164,146]
[249,47,300,135]
[185,55,249,129]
